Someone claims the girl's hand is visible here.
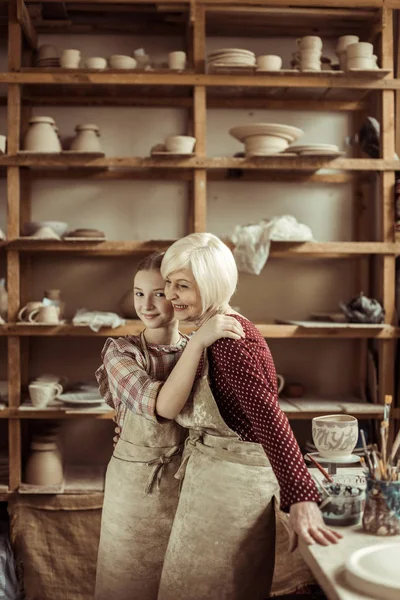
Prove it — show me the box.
[192,314,245,351]
[288,501,342,551]
[113,426,121,448]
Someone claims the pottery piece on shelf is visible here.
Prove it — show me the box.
[168,51,187,70]
[25,440,63,485]
[0,135,6,154]
[66,228,105,238]
[23,116,61,153]
[29,381,63,407]
[23,220,68,237]
[28,305,61,325]
[30,226,61,240]
[85,57,107,70]
[44,289,65,318]
[70,124,103,153]
[109,55,137,69]
[18,301,44,322]
[60,48,81,69]
[165,135,196,154]
[229,123,303,143]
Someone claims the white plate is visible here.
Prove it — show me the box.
[229,123,304,143]
[207,48,255,57]
[289,144,339,152]
[345,543,400,600]
[305,451,361,464]
[58,392,105,405]
[298,150,345,157]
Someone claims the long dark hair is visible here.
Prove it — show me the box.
[135,252,164,275]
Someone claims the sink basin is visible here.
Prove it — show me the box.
[345,542,400,600]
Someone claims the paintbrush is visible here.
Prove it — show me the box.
[384,394,392,423]
[380,421,389,478]
[306,453,334,483]
[360,429,374,475]
[389,428,400,466]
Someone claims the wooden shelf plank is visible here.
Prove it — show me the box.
[15,406,115,419]
[0,155,398,171]
[1,72,399,91]
[4,240,398,256]
[0,322,396,338]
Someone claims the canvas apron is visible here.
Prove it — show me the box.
[158,352,279,600]
[95,332,187,600]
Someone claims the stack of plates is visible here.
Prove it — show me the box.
[207,48,256,69]
[287,143,342,156]
[36,58,60,68]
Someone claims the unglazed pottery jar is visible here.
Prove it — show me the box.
[312,414,358,459]
[25,440,63,485]
[70,124,103,152]
[23,117,61,152]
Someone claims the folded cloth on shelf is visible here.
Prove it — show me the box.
[231,215,314,275]
[72,309,126,332]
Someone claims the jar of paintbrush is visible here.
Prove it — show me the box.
[361,395,400,535]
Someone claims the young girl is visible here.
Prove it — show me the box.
[94,253,243,600]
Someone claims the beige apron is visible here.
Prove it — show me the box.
[95,332,187,600]
[157,352,279,600]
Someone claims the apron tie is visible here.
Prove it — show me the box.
[145,445,182,494]
[174,434,202,487]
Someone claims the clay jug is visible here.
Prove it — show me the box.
[25,440,63,485]
[119,289,137,318]
[70,124,103,152]
[0,279,8,320]
[44,289,65,318]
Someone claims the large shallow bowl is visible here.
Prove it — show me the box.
[244,134,289,156]
[345,543,400,600]
[229,123,304,143]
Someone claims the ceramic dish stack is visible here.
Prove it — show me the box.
[207,48,256,70]
[36,57,60,68]
[287,143,344,157]
[229,123,304,157]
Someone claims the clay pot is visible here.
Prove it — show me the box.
[25,440,63,485]
[23,117,61,152]
[119,290,137,318]
[70,124,103,152]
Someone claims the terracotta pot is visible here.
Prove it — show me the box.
[119,290,137,318]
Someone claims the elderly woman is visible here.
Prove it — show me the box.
[151,232,341,600]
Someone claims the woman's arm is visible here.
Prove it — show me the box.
[155,314,244,419]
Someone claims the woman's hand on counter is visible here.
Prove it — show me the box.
[288,501,343,551]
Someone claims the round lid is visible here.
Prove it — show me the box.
[75,123,100,131]
[29,116,56,125]
[30,441,58,450]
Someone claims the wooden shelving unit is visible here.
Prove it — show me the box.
[1,0,399,496]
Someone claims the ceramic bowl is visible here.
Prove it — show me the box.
[85,57,107,70]
[109,55,137,69]
[24,221,68,237]
[244,134,289,156]
[165,135,196,154]
[229,123,303,143]
[312,414,359,459]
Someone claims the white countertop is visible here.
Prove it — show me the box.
[300,464,400,600]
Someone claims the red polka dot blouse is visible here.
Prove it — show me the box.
[206,314,321,511]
